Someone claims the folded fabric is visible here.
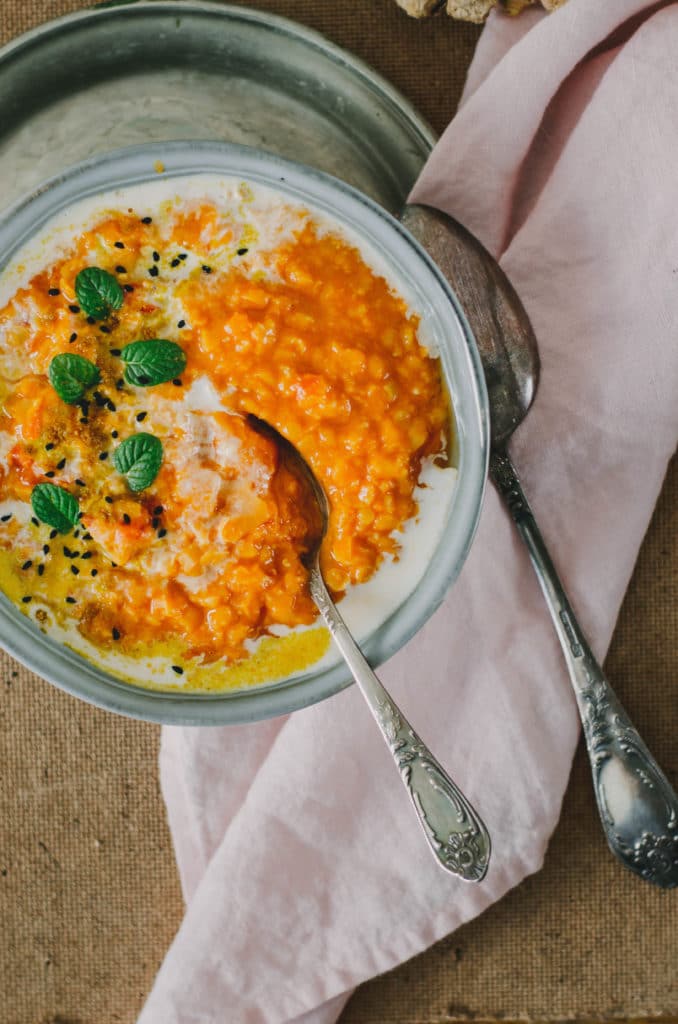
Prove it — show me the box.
[139,1,678,1020]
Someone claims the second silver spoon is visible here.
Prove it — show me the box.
[401,203,678,889]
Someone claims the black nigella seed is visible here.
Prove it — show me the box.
[148,266,159,278]
[73,530,80,538]
[152,251,160,262]
[69,304,80,314]
[105,496,113,505]
[107,400,117,413]
[100,325,111,335]
[141,216,152,224]
[48,287,60,296]
[116,379,125,391]
[93,392,107,408]
[178,253,188,261]
[202,265,212,274]
[111,430,119,439]
[70,565,79,576]
[49,529,58,539]
[99,451,109,461]
[31,517,39,527]
[45,471,55,479]
[72,552,80,559]
[237,247,249,256]
[37,565,44,577]
[66,596,76,604]
[80,418,89,425]
[69,332,77,343]
[157,528,167,539]
[114,241,125,249]
[22,596,32,604]
[115,265,126,274]
[87,316,96,325]
[177,320,186,329]
[42,544,50,555]
[91,569,98,577]
[75,479,86,487]
[45,443,55,451]
[83,532,92,541]
[153,506,163,515]
[172,379,183,387]
[21,560,32,570]
[151,517,159,529]
[0,513,12,522]
[110,561,118,568]
[136,411,147,422]
[124,284,134,293]
[170,258,181,268]
[56,458,66,470]
[110,348,121,356]
[112,626,120,640]
[63,546,71,557]
[81,551,92,560]
[172,665,184,675]
[123,513,131,525]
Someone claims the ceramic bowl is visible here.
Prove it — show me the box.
[0,141,488,724]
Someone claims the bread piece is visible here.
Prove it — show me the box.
[395,0,567,21]
[395,0,444,14]
[445,0,497,21]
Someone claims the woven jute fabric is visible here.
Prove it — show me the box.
[0,3,676,1022]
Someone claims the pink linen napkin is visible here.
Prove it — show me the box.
[139,1,678,1020]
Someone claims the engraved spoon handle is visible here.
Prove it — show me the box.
[308,563,491,882]
[491,449,678,888]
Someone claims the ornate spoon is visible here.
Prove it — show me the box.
[248,415,491,883]
[401,204,678,888]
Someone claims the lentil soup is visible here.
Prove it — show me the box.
[0,176,456,692]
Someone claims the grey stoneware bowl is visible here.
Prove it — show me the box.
[0,141,489,725]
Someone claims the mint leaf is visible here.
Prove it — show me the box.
[75,266,124,320]
[112,433,163,492]
[31,483,79,533]
[48,353,100,404]
[120,339,186,387]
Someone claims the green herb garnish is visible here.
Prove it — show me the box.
[31,483,79,534]
[112,433,163,492]
[120,339,186,387]
[75,266,124,320]
[48,353,100,404]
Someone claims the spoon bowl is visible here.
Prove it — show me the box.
[401,205,538,446]
[247,414,329,566]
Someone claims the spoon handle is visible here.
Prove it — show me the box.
[491,449,678,888]
[308,565,491,882]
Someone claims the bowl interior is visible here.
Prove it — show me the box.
[0,141,489,724]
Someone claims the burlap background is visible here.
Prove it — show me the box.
[0,2,676,1022]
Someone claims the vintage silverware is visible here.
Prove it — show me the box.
[248,415,492,883]
[401,204,678,889]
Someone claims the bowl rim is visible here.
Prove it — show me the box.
[0,140,489,724]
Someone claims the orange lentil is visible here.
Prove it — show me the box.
[0,202,451,667]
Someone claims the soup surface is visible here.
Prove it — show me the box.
[0,176,455,691]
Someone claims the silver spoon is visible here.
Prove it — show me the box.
[401,204,678,888]
[247,414,491,882]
